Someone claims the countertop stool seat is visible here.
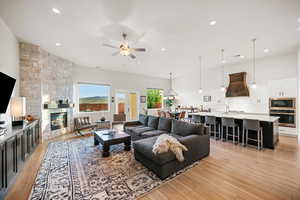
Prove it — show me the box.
[221,117,240,144]
[243,119,263,150]
[205,116,221,140]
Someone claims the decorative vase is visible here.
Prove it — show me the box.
[100,117,106,122]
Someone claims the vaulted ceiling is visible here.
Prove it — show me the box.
[0,0,300,78]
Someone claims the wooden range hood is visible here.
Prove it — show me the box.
[225,72,250,97]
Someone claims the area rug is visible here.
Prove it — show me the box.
[29,137,198,200]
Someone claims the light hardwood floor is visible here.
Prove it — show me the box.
[5,133,300,200]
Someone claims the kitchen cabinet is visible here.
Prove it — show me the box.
[0,120,39,198]
[269,78,297,98]
[16,134,23,172]
[0,143,4,187]
[6,137,16,188]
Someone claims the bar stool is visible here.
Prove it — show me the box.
[221,117,240,144]
[243,119,263,150]
[192,115,201,124]
[205,116,221,140]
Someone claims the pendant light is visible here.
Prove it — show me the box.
[251,38,257,88]
[165,72,178,99]
[220,49,226,91]
[198,56,203,93]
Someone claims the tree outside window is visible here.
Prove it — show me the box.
[147,89,163,109]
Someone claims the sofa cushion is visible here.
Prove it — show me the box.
[147,116,159,129]
[132,127,155,135]
[158,117,172,132]
[139,114,148,125]
[133,136,176,165]
[140,130,167,137]
[169,133,183,140]
[124,125,145,133]
[171,120,204,136]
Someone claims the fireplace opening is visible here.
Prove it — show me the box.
[50,112,67,131]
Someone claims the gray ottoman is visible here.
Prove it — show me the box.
[133,133,210,180]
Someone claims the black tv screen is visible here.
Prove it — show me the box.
[0,72,16,114]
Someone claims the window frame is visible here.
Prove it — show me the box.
[146,88,164,110]
[77,82,111,113]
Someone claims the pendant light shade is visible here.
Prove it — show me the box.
[198,56,203,93]
[252,38,257,89]
[165,72,178,98]
[220,49,226,91]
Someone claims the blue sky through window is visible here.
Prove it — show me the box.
[79,84,109,98]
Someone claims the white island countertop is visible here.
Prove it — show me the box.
[190,112,280,122]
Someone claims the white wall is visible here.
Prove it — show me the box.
[174,52,298,114]
[72,66,169,122]
[0,17,19,124]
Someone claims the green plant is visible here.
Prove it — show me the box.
[165,98,174,107]
[147,89,162,109]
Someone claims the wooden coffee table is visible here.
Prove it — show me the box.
[94,129,131,157]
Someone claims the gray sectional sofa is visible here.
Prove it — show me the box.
[124,114,210,179]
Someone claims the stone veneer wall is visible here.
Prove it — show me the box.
[19,43,42,118]
[20,42,74,141]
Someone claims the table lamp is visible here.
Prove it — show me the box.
[11,97,26,126]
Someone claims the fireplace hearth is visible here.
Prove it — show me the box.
[50,112,67,131]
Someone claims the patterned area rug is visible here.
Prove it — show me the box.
[29,137,198,200]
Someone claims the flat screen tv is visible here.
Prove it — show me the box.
[0,72,16,114]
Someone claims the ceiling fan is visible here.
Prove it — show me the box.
[103,33,146,59]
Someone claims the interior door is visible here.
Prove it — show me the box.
[115,91,138,121]
[115,92,127,115]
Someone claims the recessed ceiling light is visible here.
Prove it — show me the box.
[240,55,245,59]
[209,20,216,26]
[52,8,61,14]
[221,60,226,64]
[297,18,300,22]
[161,47,166,51]
[263,48,270,53]
[55,43,62,47]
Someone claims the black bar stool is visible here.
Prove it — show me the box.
[243,119,263,150]
[192,115,201,124]
[221,117,240,144]
[205,116,221,140]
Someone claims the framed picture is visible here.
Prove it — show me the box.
[140,96,146,103]
[203,96,212,102]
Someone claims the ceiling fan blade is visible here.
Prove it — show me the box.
[103,43,119,49]
[112,51,120,56]
[129,54,136,59]
[132,48,146,52]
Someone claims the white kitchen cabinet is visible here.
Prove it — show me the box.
[268,78,297,98]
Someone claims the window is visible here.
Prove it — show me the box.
[78,83,110,112]
[147,89,163,109]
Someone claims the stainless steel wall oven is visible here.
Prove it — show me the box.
[269,98,296,128]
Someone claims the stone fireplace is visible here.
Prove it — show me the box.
[50,112,67,131]
[42,108,73,139]
[20,42,75,141]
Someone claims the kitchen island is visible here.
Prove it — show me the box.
[190,112,279,149]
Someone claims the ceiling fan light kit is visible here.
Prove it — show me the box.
[103,33,146,59]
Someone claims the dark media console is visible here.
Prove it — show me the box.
[0,120,40,199]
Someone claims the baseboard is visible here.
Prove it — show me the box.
[279,126,297,137]
[279,132,298,137]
